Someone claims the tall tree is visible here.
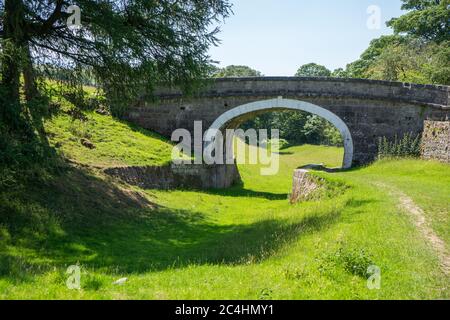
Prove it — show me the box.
[387,0,450,43]
[331,68,348,78]
[295,63,331,77]
[0,0,231,168]
[345,35,406,79]
[0,0,232,116]
[365,39,450,85]
[213,65,262,77]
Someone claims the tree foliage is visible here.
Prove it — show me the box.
[387,0,450,43]
[344,35,449,85]
[366,39,450,84]
[345,35,406,79]
[0,0,232,114]
[213,65,263,77]
[344,1,449,85]
[241,106,343,147]
[0,0,231,169]
[295,63,331,77]
[331,68,348,78]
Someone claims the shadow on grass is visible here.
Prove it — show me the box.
[0,164,343,278]
[276,151,294,155]
[200,185,288,200]
[344,198,379,208]
[40,205,342,274]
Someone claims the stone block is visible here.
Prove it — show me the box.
[289,169,321,204]
[421,120,450,163]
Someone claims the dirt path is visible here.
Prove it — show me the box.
[376,182,450,276]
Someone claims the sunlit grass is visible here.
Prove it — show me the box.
[45,112,173,167]
[1,112,448,299]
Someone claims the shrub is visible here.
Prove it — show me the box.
[336,247,374,278]
[264,138,290,151]
[83,274,105,291]
[319,246,375,278]
[377,132,421,159]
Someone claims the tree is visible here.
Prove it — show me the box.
[301,115,342,146]
[422,40,450,85]
[331,68,348,78]
[295,63,331,77]
[0,0,232,118]
[366,43,415,82]
[273,111,308,144]
[387,0,450,43]
[345,35,405,79]
[365,39,450,85]
[0,0,231,169]
[214,65,262,77]
[343,0,449,84]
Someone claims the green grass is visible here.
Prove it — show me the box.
[45,112,173,167]
[360,159,450,245]
[0,113,449,299]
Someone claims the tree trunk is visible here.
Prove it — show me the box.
[23,43,39,102]
[0,0,26,129]
[1,0,26,101]
[0,48,20,106]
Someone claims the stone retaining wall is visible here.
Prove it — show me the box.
[421,121,450,163]
[104,163,241,189]
[289,169,321,204]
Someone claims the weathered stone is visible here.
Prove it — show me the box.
[421,120,450,163]
[95,107,110,116]
[289,169,320,204]
[80,138,95,149]
[103,163,241,189]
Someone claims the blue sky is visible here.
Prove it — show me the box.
[208,0,404,75]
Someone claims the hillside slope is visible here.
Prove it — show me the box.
[45,111,173,167]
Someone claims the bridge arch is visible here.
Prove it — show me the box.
[205,97,354,169]
[129,77,448,167]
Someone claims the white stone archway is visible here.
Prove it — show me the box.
[205,97,354,169]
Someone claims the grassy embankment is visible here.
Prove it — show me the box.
[0,109,448,299]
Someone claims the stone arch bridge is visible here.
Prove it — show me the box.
[126,77,449,167]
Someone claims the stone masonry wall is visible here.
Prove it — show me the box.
[104,163,241,189]
[421,121,450,163]
[289,169,321,204]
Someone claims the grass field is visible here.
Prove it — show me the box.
[0,112,448,299]
[46,111,173,167]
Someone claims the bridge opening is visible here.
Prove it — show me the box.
[205,98,354,170]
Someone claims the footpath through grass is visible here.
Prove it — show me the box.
[0,112,448,299]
